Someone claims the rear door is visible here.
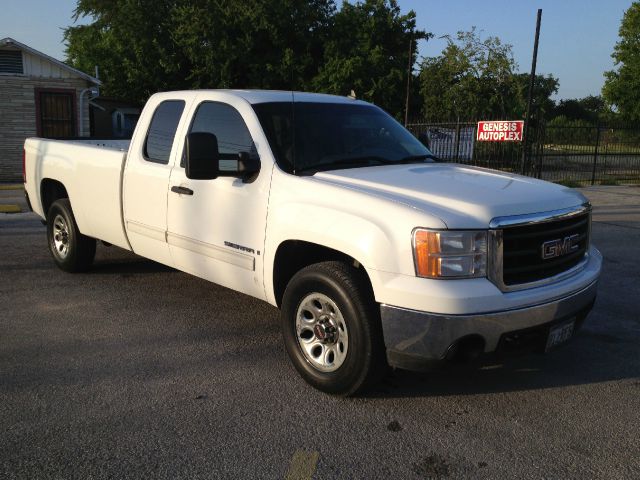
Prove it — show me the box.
[166,94,272,300]
[123,96,191,266]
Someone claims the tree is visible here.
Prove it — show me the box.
[170,0,335,91]
[603,1,640,121]
[65,0,336,103]
[418,28,518,120]
[551,95,606,123]
[312,0,430,119]
[512,73,559,120]
[64,0,427,118]
[417,28,558,121]
[65,0,192,103]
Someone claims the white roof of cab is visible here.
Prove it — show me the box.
[158,89,369,105]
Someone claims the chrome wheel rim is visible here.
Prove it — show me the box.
[295,292,349,372]
[52,214,70,259]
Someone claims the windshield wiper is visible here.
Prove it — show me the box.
[297,156,392,174]
[296,153,439,174]
[396,154,440,163]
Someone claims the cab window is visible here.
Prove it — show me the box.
[144,100,185,164]
[182,102,256,167]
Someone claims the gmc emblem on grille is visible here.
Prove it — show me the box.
[541,234,580,260]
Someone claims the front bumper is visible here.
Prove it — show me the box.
[381,279,598,371]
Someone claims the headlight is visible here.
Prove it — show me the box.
[413,229,487,278]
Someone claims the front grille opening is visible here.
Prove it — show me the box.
[502,213,589,286]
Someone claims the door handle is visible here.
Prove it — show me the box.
[171,186,194,196]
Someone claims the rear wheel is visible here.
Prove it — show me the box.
[47,199,96,272]
[281,261,386,396]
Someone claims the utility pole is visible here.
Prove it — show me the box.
[520,9,542,175]
[404,36,413,126]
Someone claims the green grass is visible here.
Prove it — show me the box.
[599,178,620,186]
[555,179,585,188]
[543,143,640,154]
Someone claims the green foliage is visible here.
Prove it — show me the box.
[312,0,429,118]
[417,28,558,121]
[65,0,192,103]
[64,0,425,117]
[551,95,606,123]
[418,28,517,120]
[511,73,559,120]
[545,116,597,145]
[603,1,640,121]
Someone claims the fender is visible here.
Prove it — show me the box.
[263,170,446,306]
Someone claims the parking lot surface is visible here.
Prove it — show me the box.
[1,186,639,479]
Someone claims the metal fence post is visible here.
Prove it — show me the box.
[536,121,544,179]
[591,125,601,186]
[454,120,461,161]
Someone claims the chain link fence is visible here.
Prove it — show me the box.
[406,120,640,185]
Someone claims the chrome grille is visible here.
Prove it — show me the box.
[489,204,591,292]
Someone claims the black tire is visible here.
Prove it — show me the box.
[281,261,386,396]
[47,199,96,272]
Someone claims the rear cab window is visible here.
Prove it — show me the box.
[144,100,186,164]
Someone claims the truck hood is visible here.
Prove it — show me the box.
[312,163,587,229]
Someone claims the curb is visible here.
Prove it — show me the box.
[0,184,24,191]
[0,204,21,213]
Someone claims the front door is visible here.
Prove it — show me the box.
[166,97,271,300]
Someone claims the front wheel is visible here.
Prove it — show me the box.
[281,261,386,396]
[47,199,96,272]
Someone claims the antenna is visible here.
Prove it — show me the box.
[290,51,296,175]
[291,90,296,175]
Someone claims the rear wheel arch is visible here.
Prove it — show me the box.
[40,179,69,219]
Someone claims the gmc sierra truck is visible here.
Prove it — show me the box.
[23,90,602,395]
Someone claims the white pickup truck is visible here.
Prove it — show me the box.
[24,90,602,395]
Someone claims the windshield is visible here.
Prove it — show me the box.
[253,102,435,174]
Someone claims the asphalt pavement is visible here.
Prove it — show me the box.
[1,185,639,479]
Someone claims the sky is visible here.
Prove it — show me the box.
[0,0,632,100]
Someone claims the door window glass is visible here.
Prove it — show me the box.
[182,102,256,167]
[144,100,185,164]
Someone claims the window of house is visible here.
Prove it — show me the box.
[0,50,23,74]
[144,100,185,164]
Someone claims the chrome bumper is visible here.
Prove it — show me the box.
[380,280,598,371]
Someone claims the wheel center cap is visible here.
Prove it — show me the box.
[314,324,327,340]
[314,318,338,344]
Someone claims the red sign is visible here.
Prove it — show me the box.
[476,120,524,142]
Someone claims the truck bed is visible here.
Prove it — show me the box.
[24,138,131,250]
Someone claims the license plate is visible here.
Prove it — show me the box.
[545,320,575,351]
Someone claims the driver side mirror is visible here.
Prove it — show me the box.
[185,132,260,181]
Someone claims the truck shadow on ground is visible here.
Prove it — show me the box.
[368,329,640,398]
[88,258,176,275]
[26,244,638,399]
